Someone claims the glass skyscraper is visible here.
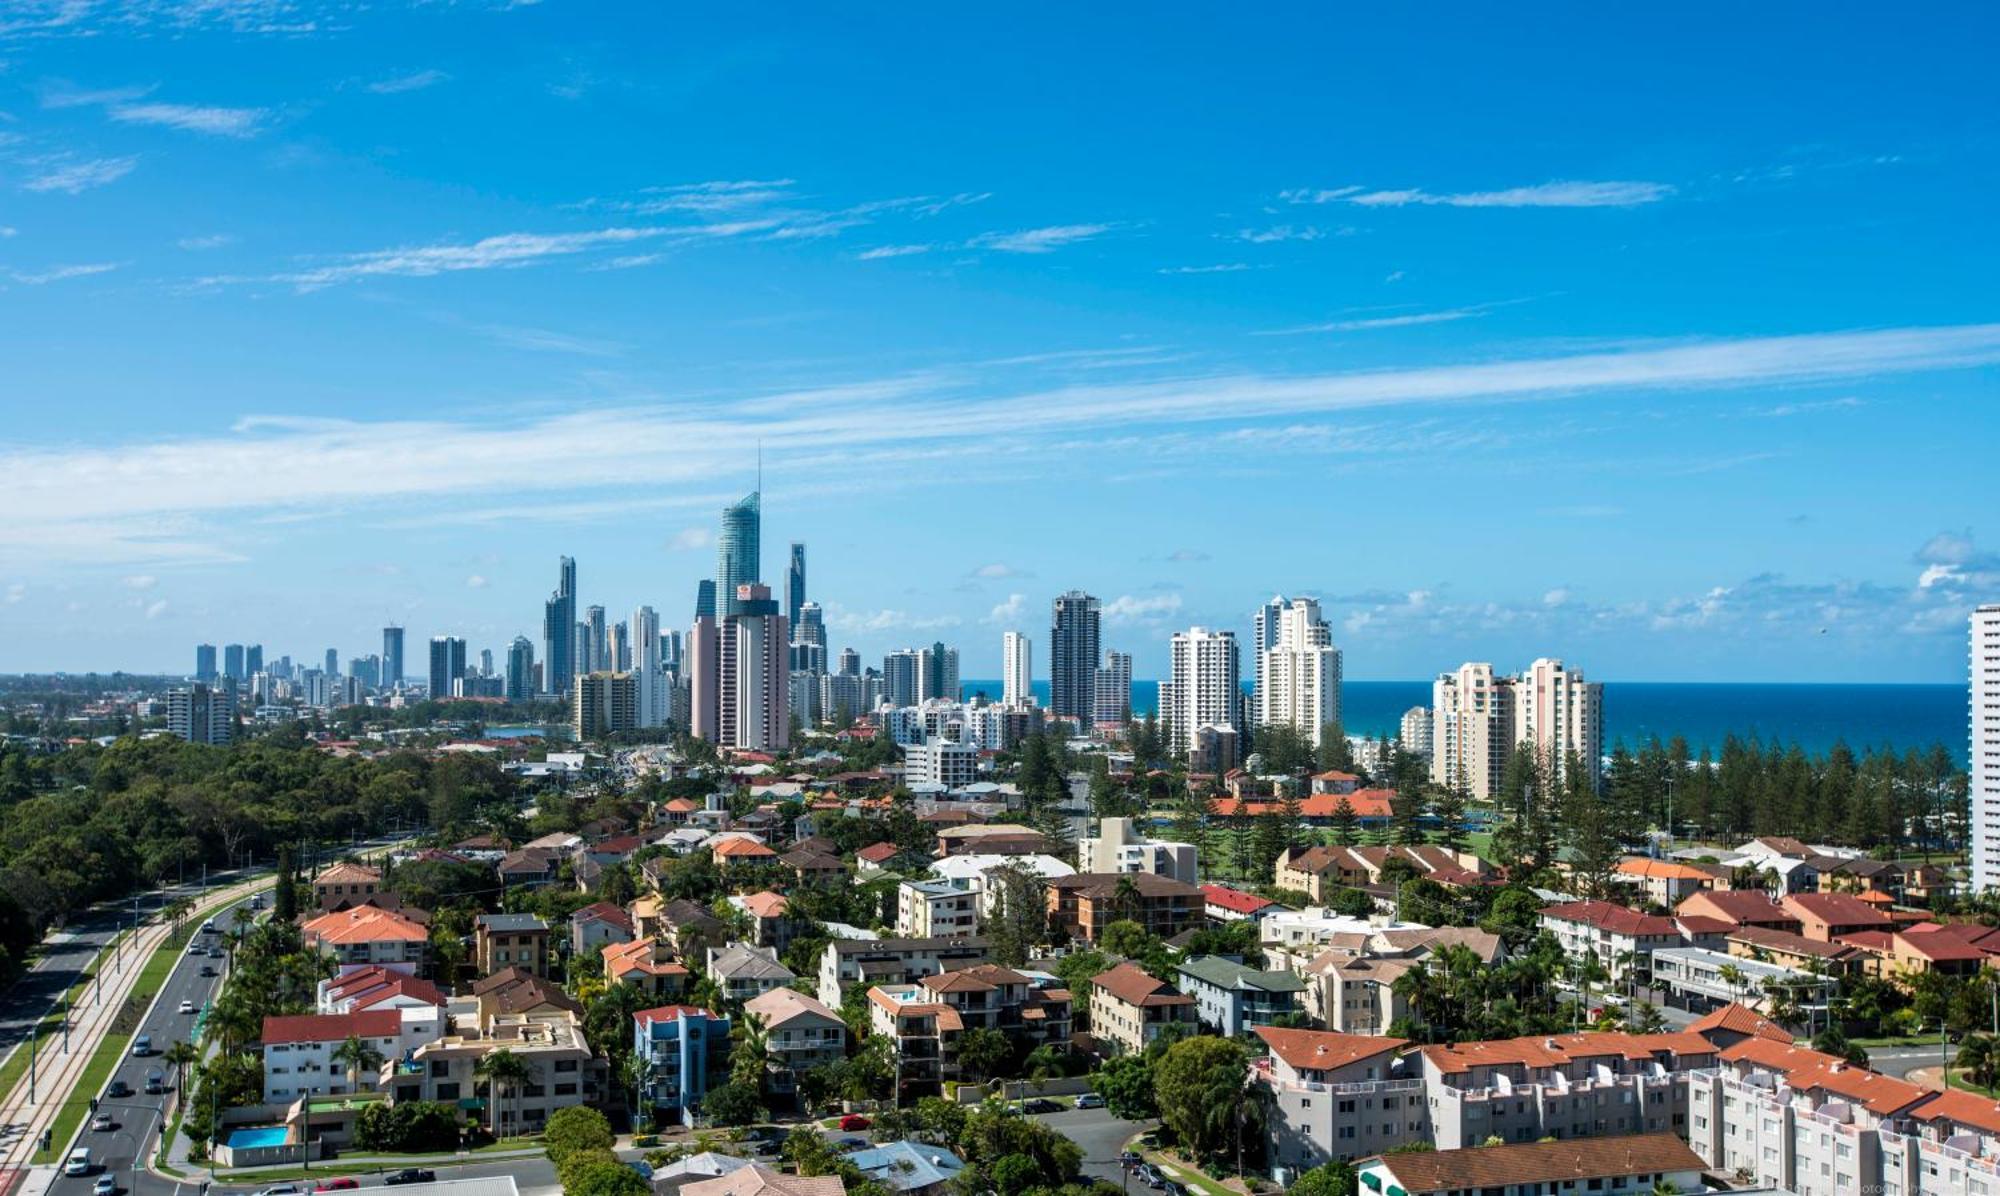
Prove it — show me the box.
[1050,590,1101,725]
[543,555,576,695]
[717,492,761,617]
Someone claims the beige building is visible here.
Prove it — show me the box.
[1087,961,1195,1056]
[572,670,638,740]
[895,877,981,938]
[743,987,845,1101]
[389,1009,600,1134]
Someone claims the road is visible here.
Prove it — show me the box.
[1032,1107,1154,1188]
[40,898,258,1196]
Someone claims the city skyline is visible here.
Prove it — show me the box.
[1,6,1995,681]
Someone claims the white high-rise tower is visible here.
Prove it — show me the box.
[1973,606,2000,891]
[1159,626,1240,757]
[1002,631,1032,708]
[631,604,664,728]
[1257,596,1342,746]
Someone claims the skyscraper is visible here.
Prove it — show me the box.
[1050,591,1101,726]
[694,579,717,621]
[1973,606,2000,890]
[168,682,235,744]
[1251,594,1286,719]
[479,647,494,678]
[723,583,789,751]
[1514,658,1603,790]
[793,601,826,674]
[223,643,246,682]
[1430,663,1513,800]
[195,643,217,682]
[505,637,536,701]
[883,649,923,708]
[572,671,639,740]
[1159,627,1240,757]
[383,625,405,686]
[922,641,959,702]
[325,648,339,679]
[689,610,721,742]
[543,556,577,696]
[429,635,467,697]
[631,605,665,728]
[245,644,263,677]
[786,542,806,630]
[1257,596,1342,747]
[1002,632,1032,708]
[717,492,761,617]
[1094,650,1132,725]
[585,605,608,673]
[608,619,630,673]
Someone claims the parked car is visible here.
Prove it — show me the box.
[1074,1092,1105,1109]
[1161,1183,1188,1196]
[91,1114,115,1132]
[1022,1099,1061,1114]
[838,1114,872,1131]
[256,1185,306,1196]
[832,1137,867,1150]
[93,1176,116,1196]
[383,1170,436,1186]
[177,1000,195,1014]
[313,1178,359,1191]
[1118,1152,1142,1167]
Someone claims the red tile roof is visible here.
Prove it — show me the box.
[1538,900,1682,937]
[1687,1003,1793,1044]
[1090,962,1194,1008]
[1254,1026,1406,1073]
[1912,1086,2000,1136]
[1201,884,1276,915]
[1373,1134,1704,1195]
[1422,1031,1716,1076]
[856,842,900,863]
[302,905,429,945]
[634,1004,723,1027]
[573,901,635,932]
[1212,790,1397,820]
[711,837,777,858]
[262,1008,401,1045]
[1721,1038,1930,1115]
[1783,891,1897,929]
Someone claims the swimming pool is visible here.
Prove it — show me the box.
[227,1127,291,1149]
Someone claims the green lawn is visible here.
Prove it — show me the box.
[1947,1068,2000,1098]
[32,919,199,1164]
[210,1139,545,1180]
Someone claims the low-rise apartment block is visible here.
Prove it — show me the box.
[1045,872,1203,943]
[743,987,845,1101]
[896,877,981,938]
[1175,955,1304,1036]
[1254,1026,1420,1180]
[817,936,988,1007]
[1356,1134,1707,1196]
[1419,1030,1718,1149]
[1087,961,1196,1056]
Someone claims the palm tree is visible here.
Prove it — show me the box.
[1652,1179,1680,1196]
[163,1040,200,1096]
[1717,963,1748,1008]
[1957,1034,2000,1093]
[473,1049,534,1138]
[331,1034,386,1095]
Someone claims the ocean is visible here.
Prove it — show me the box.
[956,680,1970,765]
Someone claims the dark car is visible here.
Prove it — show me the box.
[1118,1152,1142,1167]
[832,1137,867,1150]
[383,1170,436,1186]
[199,965,216,977]
[105,1080,132,1099]
[1022,1099,1061,1114]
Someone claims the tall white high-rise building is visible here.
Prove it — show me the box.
[631,605,665,728]
[1973,607,2000,891]
[1094,650,1132,725]
[1398,706,1434,760]
[1159,627,1240,757]
[723,583,789,751]
[1257,596,1342,747]
[1431,662,1513,800]
[1252,594,1286,720]
[1002,632,1032,708]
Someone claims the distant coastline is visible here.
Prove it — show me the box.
[957,679,1970,765]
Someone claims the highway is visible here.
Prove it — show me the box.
[39,898,257,1196]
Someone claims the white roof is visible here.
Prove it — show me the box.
[929,854,1076,884]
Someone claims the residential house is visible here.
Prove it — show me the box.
[705,944,796,1004]
[1253,1026,1419,1179]
[935,824,1050,857]
[656,898,730,959]
[1614,857,1720,906]
[1724,925,1864,976]
[779,848,844,888]
[632,1005,732,1126]
[1088,962,1196,1056]
[312,861,383,911]
[570,902,636,957]
[679,1165,842,1196]
[743,987,845,1102]
[316,966,449,1016]
[817,936,989,1007]
[301,905,430,977]
[471,967,583,1019]
[840,1142,964,1196]
[1201,884,1278,922]
[474,913,552,978]
[1684,1002,1796,1051]
[1783,892,1897,941]
[1838,923,1991,980]
[710,835,780,874]
[1175,955,1305,1037]
[729,891,794,953]
[1675,890,1804,934]
[602,938,693,1000]
[497,848,563,887]
[1044,872,1204,944]
[1356,1134,1707,1196]
[855,842,904,875]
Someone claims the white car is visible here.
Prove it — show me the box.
[93,1176,116,1196]
[178,1000,195,1014]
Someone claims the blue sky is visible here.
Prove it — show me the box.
[1,2,1996,682]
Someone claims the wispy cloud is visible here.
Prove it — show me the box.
[9,261,118,284]
[984,593,1027,624]
[252,227,679,289]
[969,223,1115,253]
[366,69,449,95]
[176,233,235,250]
[21,156,137,193]
[1259,306,1491,336]
[460,321,625,357]
[2,322,1996,565]
[668,527,711,551]
[855,244,934,260]
[1158,263,1255,275]
[110,101,266,137]
[1232,224,1331,243]
[1290,179,1675,208]
[1103,593,1183,623]
[627,179,799,215]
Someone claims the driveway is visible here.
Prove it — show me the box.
[1031,1107,1155,1186]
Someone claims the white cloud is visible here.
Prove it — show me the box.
[1103,593,1183,623]
[110,102,265,137]
[143,599,168,619]
[1233,225,1327,243]
[176,233,234,250]
[0,227,16,238]
[1338,180,1674,208]
[970,223,1114,253]
[856,244,934,260]
[1158,263,1253,275]
[985,593,1026,624]
[1259,306,1487,335]
[669,527,711,551]
[263,227,679,288]
[10,261,118,284]
[829,605,963,634]
[973,563,1027,579]
[630,179,798,215]
[367,70,449,95]
[122,574,156,589]
[39,82,152,109]
[22,156,136,193]
[1542,587,1570,607]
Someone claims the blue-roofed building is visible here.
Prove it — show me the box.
[840,1141,965,1196]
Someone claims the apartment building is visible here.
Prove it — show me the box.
[817,936,988,1007]
[301,905,430,977]
[743,987,845,1102]
[1253,1026,1419,1180]
[390,1010,599,1133]
[1175,955,1305,1037]
[1087,962,1196,1057]
[704,944,796,1004]
[261,1008,435,1104]
[1537,901,1692,982]
[601,938,692,1000]
[1045,872,1204,943]
[866,965,1070,1098]
[1419,1031,1718,1150]
[474,913,551,978]
[1076,817,1200,883]
[631,1005,732,1125]
[896,877,981,938]
[312,861,383,911]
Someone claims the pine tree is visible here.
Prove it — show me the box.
[1252,807,1290,879]
[1390,784,1426,847]
[1330,796,1359,847]
[1430,783,1468,852]
[1172,791,1210,862]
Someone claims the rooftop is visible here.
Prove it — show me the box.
[1365,1133,1704,1194]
